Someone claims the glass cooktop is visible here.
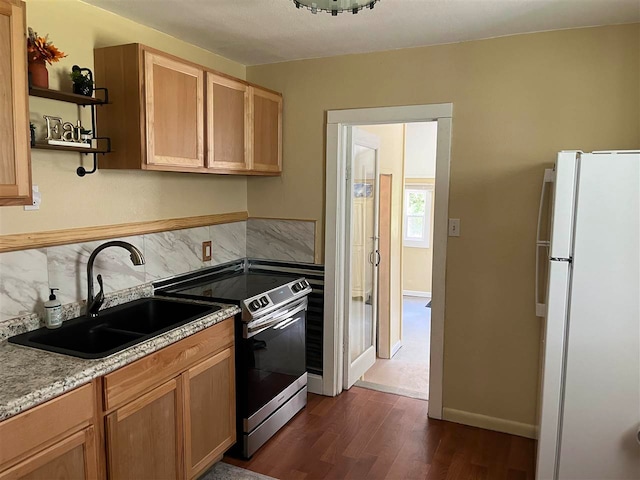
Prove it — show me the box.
[168,272,302,303]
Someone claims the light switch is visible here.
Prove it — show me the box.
[448,218,460,237]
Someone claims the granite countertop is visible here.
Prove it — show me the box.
[0,302,240,422]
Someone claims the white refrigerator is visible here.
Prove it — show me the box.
[535,150,640,480]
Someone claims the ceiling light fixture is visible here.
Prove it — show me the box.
[293,0,380,16]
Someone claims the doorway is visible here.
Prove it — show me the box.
[353,123,436,400]
[323,104,452,419]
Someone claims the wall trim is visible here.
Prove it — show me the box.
[391,340,403,357]
[403,290,432,298]
[324,104,452,416]
[0,211,248,253]
[307,373,323,395]
[442,408,537,439]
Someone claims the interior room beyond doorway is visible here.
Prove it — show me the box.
[354,122,437,400]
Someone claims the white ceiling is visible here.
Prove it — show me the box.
[84,0,640,66]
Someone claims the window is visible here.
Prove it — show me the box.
[403,184,433,248]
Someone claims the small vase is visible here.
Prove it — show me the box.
[28,60,48,89]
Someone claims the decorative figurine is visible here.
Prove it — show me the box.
[43,115,91,148]
[70,65,94,97]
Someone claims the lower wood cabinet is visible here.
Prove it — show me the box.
[106,379,181,480]
[0,317,236,480]
[0,383,98,480]
[103,318,235,480]
[183,347,235,479]
[0,427,98,480]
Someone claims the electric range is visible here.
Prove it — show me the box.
[155,261,312,458]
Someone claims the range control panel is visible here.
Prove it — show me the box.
[242,278,311,321]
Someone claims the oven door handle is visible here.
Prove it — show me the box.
[245,301,307,338]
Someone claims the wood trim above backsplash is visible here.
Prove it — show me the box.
[0,212,248,253]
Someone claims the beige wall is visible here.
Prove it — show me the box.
[0,0,248,235]
[403,178,435,294]
[246,24,640,426]
[359,124,404,353]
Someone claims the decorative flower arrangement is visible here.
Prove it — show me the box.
[27,28,66,65]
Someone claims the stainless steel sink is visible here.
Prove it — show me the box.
[8,298,221,359]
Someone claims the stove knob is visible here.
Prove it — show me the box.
[250,300,261,311]
[260,296,269,307]
[292,283,301,293]
[303,280,310,288]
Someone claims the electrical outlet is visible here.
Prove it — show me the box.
[202,241,212,261]
[24,185,41,211]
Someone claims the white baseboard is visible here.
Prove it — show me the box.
[442,408,537,439]
[307,373,323,395]
[403,290,432,298]
[391,340,402,357]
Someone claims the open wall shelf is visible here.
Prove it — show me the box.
[32,143,109,154]
[29,86,110,176]
[29,86,107,106]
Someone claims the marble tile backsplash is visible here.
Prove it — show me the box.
[0,219,315,323]
[0,249,49,321]
[145,226,211,281]
[47,235,146,305]
[247,219,315,263]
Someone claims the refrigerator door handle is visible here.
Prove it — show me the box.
[535,244,549,317]
[537,168,555,245]
[535,168,555,317]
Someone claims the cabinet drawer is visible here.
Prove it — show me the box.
[0,384,94,469]
[103,318,234,410]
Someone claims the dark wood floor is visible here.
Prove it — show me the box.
[224,387,536,480]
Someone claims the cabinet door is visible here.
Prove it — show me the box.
[0,427,98,480]
[183,347,235,479]
[250,86,282,174]
[206,73,249,172]
[0,0,31,206]
[106,379,182,480]
[144,51,204,169]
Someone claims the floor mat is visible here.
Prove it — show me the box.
[199,462,278,480]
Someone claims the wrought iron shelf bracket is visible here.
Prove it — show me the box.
[28,86,111,177]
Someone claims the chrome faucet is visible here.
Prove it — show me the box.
[86,241,145,317]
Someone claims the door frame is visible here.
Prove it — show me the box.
[324,103,452,419]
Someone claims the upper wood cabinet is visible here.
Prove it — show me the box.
[250,87,282,174]
[0,0,32,206]
[144,51,204,169]
[95,43,282,176]
[206,73,249,172]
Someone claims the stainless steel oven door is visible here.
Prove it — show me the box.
[239,296,307,424]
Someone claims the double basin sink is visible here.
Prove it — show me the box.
[9,298,221,359]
